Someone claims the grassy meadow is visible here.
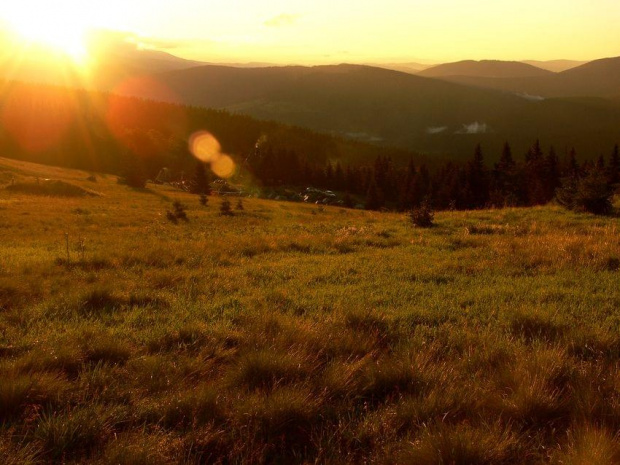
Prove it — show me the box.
[1,156,620,464]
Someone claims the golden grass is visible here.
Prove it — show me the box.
[1,157,620,463]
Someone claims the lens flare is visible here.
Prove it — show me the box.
[211,154,236,178]
[1,84,76,153]
[189,131,236,179]
[190,132,222,164]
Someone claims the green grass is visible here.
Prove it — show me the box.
[1,157,620,463]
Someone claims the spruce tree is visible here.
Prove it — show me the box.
[564,148,580,179]
[365,178,382,210]
[465,144,489,208]
[409,197,434,228]
[525,140,547,205]
[607,144,620,189]
[343,192,354,208]
[122,155,148,189]
[192,161,211,195]
[543,146,561,202]
[493,142,520,207]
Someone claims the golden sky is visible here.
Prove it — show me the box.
[1,0,619,65]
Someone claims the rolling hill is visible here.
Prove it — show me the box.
[427,57,620,99]
[3,46,620,161]
[522,59,587,73]
[0,80,420,178]
[418,60,552,78]
[116,63,620,160]
[371,61,436,74]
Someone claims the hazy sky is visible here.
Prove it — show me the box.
[1,0,619,64]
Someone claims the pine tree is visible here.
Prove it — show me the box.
[365,178,383,210]
[524,140,547,205]
[465,144,489,208]
[334,162,345,191]
[543,146,561,202]
[492,142,520,207]
[324,162,334,187]
[192,161,211,194]
[343,192,355,208]
[564,148,580,179]
[607,144,620,189]
[121,155,148,189]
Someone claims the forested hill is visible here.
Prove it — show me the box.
[0,81,419,179]
[117,63,620,160]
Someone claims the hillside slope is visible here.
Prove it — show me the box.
[432,56,620,99]
[418,60,552,78]
[118,63,620,159]
[0,81,417,178]
[522,59,587,73]
[2,155,620,463]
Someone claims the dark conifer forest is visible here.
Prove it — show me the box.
[1,82,617,214]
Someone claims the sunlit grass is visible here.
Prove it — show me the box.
[1,157,620,463]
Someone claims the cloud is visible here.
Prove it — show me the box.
[264,14,300,27]
[456,122,489,134]
[517,92,545,102]
[426,126,448,134]
[86,29,193,55]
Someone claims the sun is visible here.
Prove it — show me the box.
[1,3,92,64]
[15,21,88,62]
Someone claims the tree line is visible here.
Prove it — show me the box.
[244,140,619,213]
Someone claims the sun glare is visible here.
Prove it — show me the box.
[2,4,91,64]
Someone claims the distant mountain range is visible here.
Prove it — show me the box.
[423,57,620,99]
[418,60,553,79]
[370,62,436,74]
[116,62,620,160]
[521,60,587,73]
[2,47,619,161]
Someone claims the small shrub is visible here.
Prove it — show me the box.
[409,200,434,228]
[605,257,620,272]
[220,198,233,216]
[236,198,244,210]
[166,201,188,223]
[166,211,178,224]
[173,201,188,221]
[557,170,614,215]
[199,193,208,206]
